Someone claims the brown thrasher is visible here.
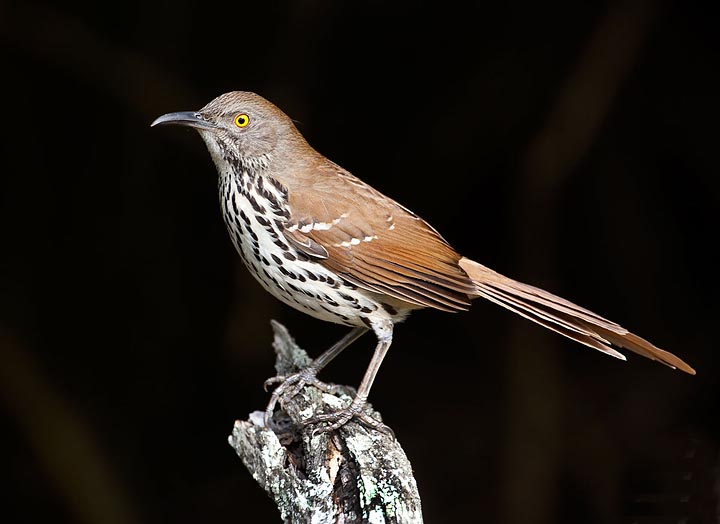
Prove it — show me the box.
[152,91,695,432]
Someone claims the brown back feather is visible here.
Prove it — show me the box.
[280,163,477,312]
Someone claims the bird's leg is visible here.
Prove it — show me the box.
[308,320,394,435]
[264,326,368,425]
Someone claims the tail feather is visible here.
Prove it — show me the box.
[458,257,696,375]
[475,282,627,359]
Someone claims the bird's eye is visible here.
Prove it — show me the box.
[234,114,250,128]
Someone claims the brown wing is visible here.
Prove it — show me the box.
[279,164,476,312]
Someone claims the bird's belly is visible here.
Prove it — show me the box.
[227,221,386,326]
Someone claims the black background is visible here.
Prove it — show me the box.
[1,1,718,523]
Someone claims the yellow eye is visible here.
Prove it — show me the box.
[234,113,250,128]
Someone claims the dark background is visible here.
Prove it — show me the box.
[1,1,718,523]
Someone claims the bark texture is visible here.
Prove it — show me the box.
[228,321,423,524]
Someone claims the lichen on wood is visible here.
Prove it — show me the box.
[228,321,423,524]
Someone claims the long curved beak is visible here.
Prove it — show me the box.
[151,111,216,130]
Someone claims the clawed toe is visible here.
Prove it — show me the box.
[263,367,343,425]
[306,400,393,436]
[263,375,286,392]
[263,372,392,436]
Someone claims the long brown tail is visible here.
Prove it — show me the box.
[458,257,696,374]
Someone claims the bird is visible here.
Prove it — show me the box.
[152,91,695,433]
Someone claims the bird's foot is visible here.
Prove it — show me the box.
[263,367,342,425]
[306,397,394,436]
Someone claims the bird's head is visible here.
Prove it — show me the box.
[152,91,304,171]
